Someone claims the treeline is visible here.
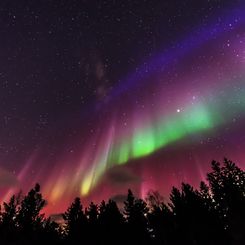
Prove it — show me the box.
[0,158,244,245]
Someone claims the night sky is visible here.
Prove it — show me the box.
[0,0,245,214]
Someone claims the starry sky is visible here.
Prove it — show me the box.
[0,0,245,214]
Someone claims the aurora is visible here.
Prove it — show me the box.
[0,1,245,215]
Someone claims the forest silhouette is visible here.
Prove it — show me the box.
[0,158,244,245]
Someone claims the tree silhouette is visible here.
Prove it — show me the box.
[98,199,125,244]
[86,202,98,224]
[169,184,197,244]
[207,158,245,244]
[198,181,225,244]
[63,197,87,243]
[0,184,60,245]
[85,202,99,244]
[124,189,150,244]
[17,183,46,233]
[0,194,20,243]
[0,159,244,245]
[41,217,60,244]
[146,190,174,245]
[169,182,228,245]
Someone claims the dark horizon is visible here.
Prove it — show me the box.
[0,0,245,218]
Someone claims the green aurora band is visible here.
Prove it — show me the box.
[81,79,245,195]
